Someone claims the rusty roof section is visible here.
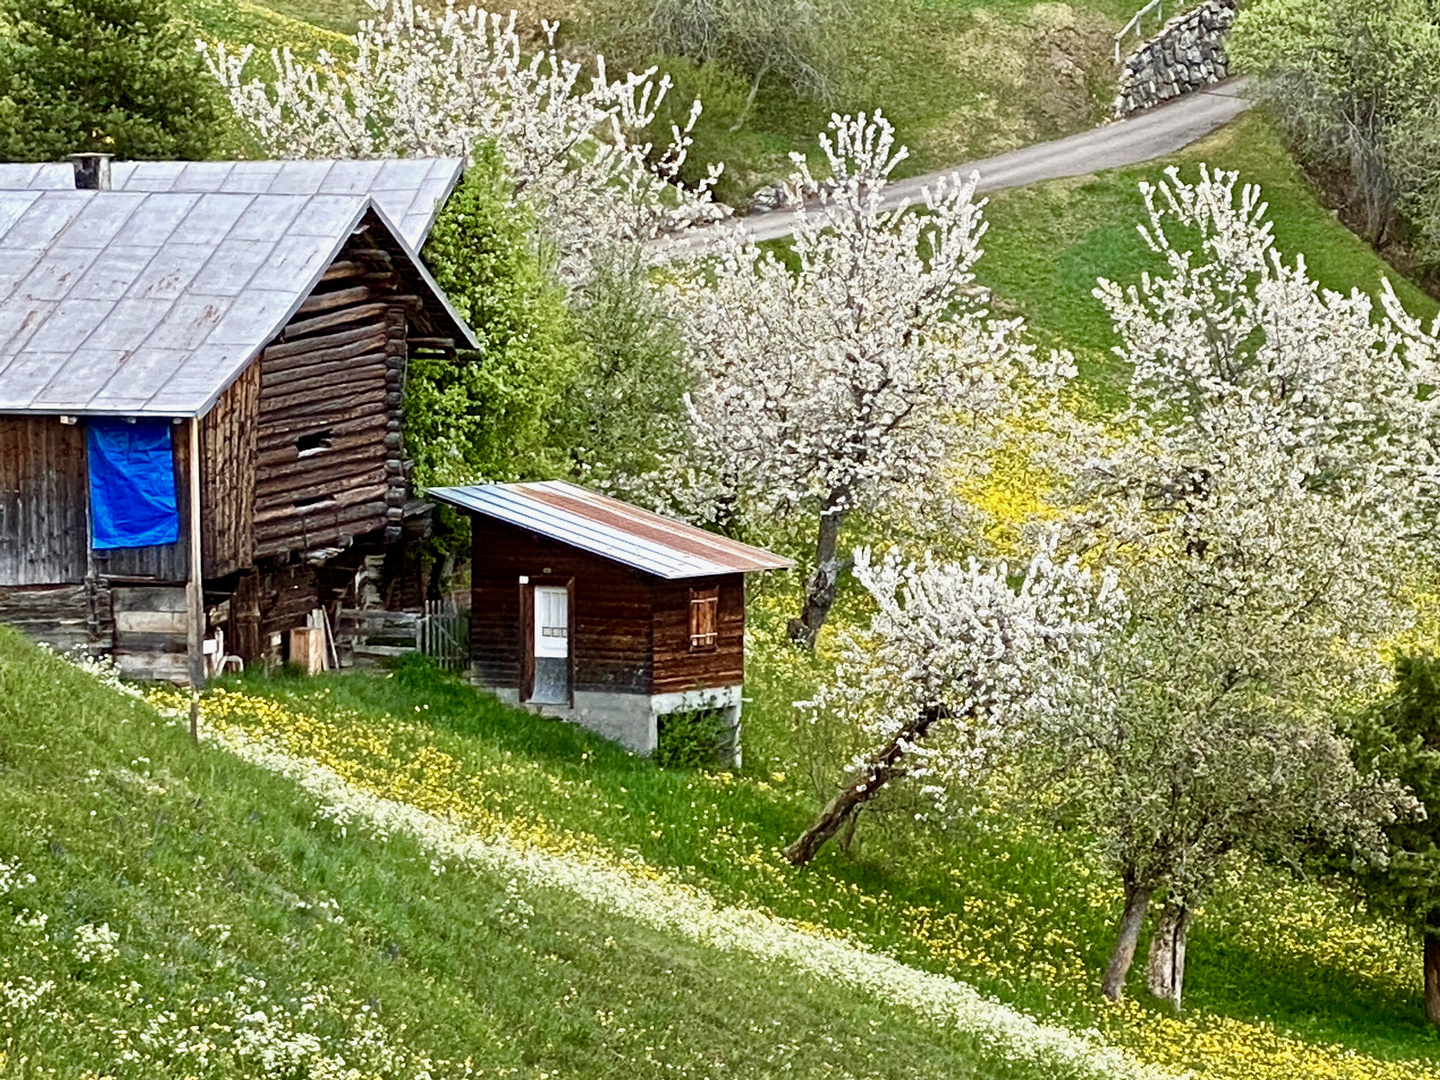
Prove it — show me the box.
[428,480,793,580]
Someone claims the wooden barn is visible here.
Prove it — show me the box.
[429,481,791,761]
[0,155,475,682]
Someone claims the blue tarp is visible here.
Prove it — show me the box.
[86,418,180,550]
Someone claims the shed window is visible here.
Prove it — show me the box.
[689,588,718,652]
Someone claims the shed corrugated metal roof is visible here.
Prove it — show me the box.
[429,481,793,580]
[0,159,464,250]
[0,189,476,417]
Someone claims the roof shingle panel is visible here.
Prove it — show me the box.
[0,163,474,417]
[0,158,463,249]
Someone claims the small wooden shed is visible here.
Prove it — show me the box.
[429,481,791,761]
[0,156,476,682]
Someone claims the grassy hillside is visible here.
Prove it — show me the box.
[2,598,1438,1079]
[177,0,1153,198]
[181,0,351,60]
[122,600,1440,1080]
[976,111,1440,409]
[0,627,1144,1080]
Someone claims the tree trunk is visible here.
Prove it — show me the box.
[1145,901,1191,1010]
[789,508,845,649]
[729,62,770,132]
[1425,927,1440,1027]
[1101,881,1153,1002]
[784,705,955,866]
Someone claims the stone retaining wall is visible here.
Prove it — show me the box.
[1115,0,1236,116]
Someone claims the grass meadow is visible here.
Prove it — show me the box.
[0,627,1103,1079]
[976,111,1440,409]
[140,582,1440,1080]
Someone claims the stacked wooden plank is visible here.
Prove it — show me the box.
[252,238,416,559]
[111,585,187,682]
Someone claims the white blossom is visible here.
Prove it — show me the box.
[1056,165,1440,1003]
[665,110,1069,640]
[801,540,1124,821]
[71,922,121,965]
[207,0,722,287]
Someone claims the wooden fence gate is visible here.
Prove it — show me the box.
[337,603,469,670]
[418,605,470,671]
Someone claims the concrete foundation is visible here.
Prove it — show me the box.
[483,677,743,766]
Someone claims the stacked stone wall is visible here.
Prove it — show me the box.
[1115,0,1235,116]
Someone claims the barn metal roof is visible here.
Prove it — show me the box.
[428,481,793,580]
[0,158,464,249]
[0,189,476,417]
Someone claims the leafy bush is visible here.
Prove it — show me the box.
[1231,0,1440,267]
[0,0,229,161]
[655,706,732,769]
[642,0,850,118]
[413,142,584,487]
[1346,654,1440,1023]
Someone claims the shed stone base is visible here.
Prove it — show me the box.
[481,678,742,766]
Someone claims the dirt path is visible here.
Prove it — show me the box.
[662,80,1250,253]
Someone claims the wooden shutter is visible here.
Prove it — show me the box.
[689,587,718,652]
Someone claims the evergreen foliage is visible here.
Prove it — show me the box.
[0,0,226,161]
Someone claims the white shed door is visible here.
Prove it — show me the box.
[533,586,570,659]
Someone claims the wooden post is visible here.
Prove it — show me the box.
[186,417,204,740]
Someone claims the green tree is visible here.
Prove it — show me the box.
[0,0,226,161]
[1349,655,1440,1026]
[556,247,694,488]
[1230,0,1440,263]
[413,142,584,489]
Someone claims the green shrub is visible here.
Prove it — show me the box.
[655,706,733,770]
[413,142,584,488]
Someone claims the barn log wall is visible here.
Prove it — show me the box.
[252,232,418,561]
[469,518,655,694]
[0,212,464,675]
[0,581,113,655]
[0,417,88,586]
[651,575,745,695]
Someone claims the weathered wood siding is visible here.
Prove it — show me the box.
[0,406,250,586]
[651,575,745,695]
[0,581,113,655]
[252,236,413,561]
[202,363,259,577]
[0,418,88,585]
[469,518,654,694]
[111,584,188,682]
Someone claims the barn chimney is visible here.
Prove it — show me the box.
[69,153,113,191]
